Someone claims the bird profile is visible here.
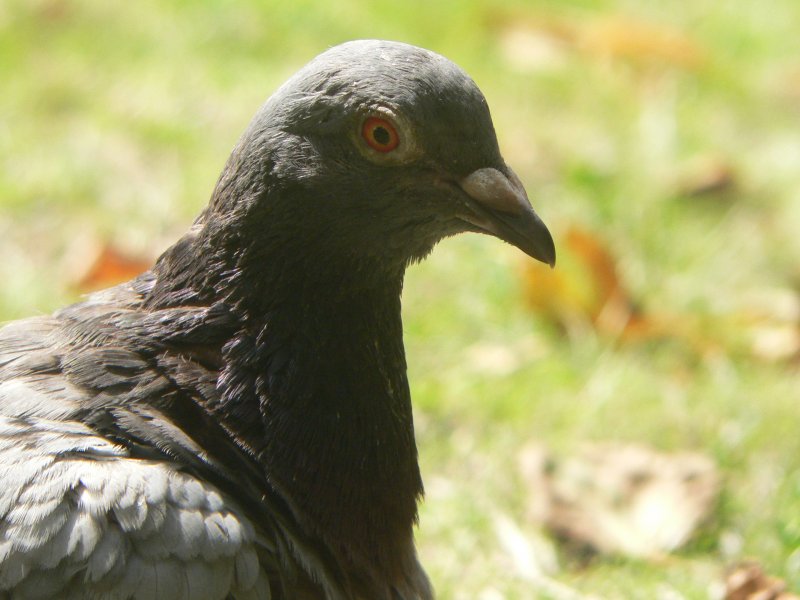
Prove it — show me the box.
[0,40,554,599]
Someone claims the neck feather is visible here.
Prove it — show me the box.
[226,252,424,587]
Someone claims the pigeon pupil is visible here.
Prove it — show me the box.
[373,127,390,146]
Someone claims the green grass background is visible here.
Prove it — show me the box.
[2,0,800,597]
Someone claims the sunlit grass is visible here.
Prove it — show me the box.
[2,0,799,597]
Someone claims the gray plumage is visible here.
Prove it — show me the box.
[0,40,554,599]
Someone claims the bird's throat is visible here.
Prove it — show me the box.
[243,272,424,582]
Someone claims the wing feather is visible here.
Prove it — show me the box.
[0,294,328,598]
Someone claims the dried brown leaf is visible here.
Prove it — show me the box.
[491,12,706,72]
[519,443,720,559]
[677,155,738,198]
[521,225,731,357]
[579,16,706,70]
[521,225,638,337]
[725,561,800,600]
[72,243,151,292]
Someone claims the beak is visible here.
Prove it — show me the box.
[457,167,556,267]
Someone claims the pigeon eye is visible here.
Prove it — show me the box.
[361,117,400,153]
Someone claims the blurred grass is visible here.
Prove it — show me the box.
[3,0,800,597]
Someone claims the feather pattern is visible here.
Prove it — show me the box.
[0,413,265,599]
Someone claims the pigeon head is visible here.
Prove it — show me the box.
[206,40,555,276]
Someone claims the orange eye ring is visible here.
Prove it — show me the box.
[361,117,400,153]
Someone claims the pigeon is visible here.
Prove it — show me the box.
[0,40,555,599]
